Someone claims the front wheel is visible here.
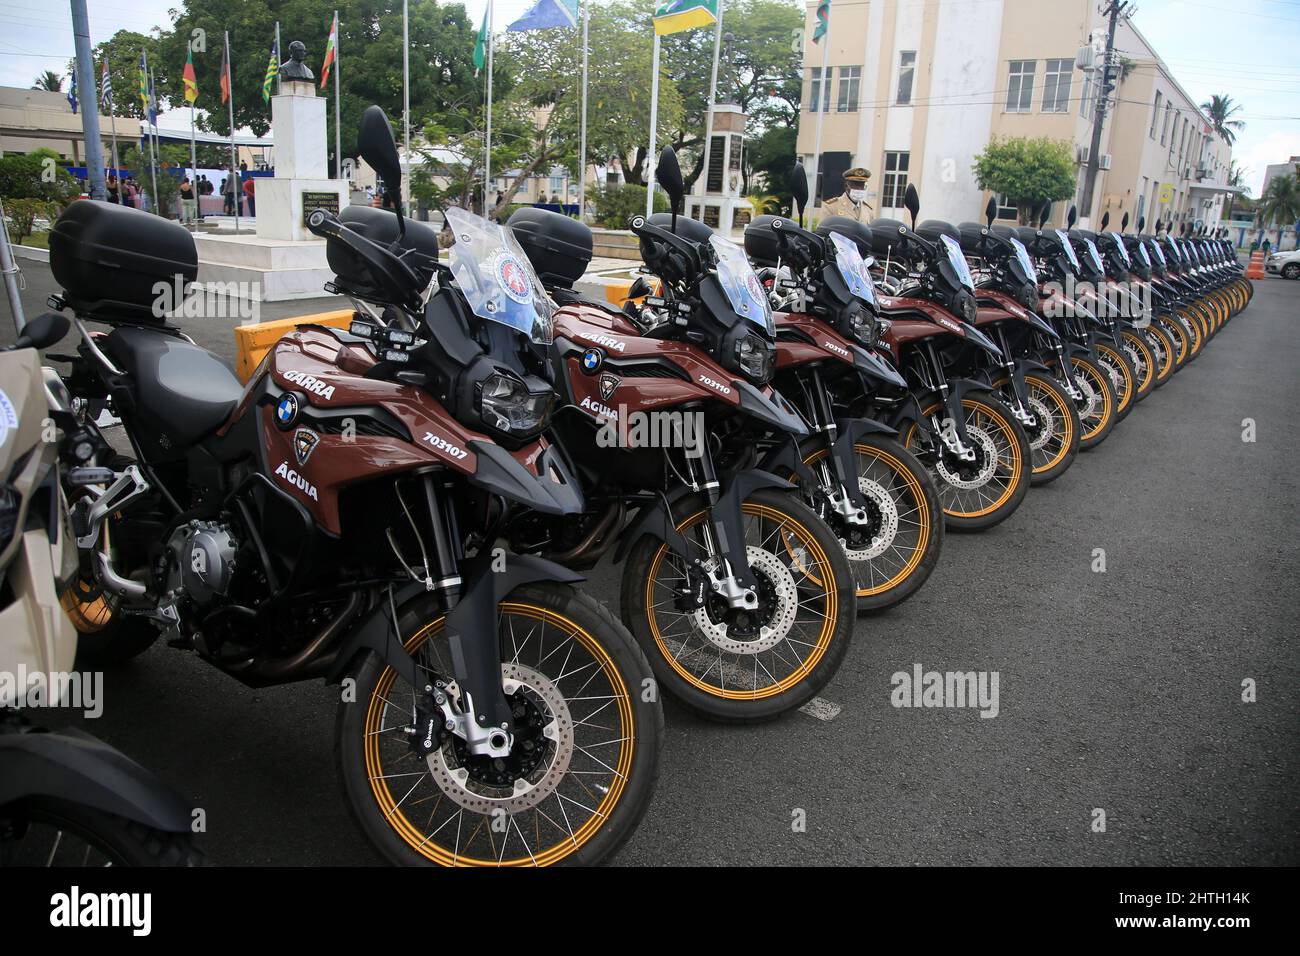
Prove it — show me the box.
[337,584,662,866]
[996,373,1081,486]
[904,390,1032,532]
[1119,330,1156,402]
[792,435,944,614]
[0,797,202,866]
[1094,342,1136,423]
[621,488,854,722]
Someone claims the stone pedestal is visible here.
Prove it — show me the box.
[687,103,753,233]
[255,88,349,242]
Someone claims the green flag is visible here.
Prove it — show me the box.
[473,9,488,75]
[653,0,718,36]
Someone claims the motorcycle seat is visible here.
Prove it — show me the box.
[103,326,244,445]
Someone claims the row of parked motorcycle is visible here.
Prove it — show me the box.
[1,104,1252,866]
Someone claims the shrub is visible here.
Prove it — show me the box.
[0,153,80,205]
[592,184,668,229]
[3,198,57,244]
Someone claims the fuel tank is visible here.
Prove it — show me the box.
[772,310,858,369]
[876,294,966,359]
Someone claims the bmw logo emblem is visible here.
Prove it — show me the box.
[580,348,603,374]
[275,393,299,429]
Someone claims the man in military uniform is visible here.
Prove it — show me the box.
[821,167,872,221]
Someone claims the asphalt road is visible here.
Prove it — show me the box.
[6,262,1297,866]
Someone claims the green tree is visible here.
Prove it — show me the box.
[1257,168,1300,229]
[1200,93,1245,147]
[32,70,64,92]
[91,31,165,122]
[972,137,1077,225]
[747,124,797,209]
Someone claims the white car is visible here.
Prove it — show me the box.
[1265,248,1300,279]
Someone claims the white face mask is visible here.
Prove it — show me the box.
[847,188,866,203]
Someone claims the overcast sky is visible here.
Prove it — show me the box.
[2,0,1295,194]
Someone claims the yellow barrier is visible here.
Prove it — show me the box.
[232,309,355,383]
[602,276,661,306]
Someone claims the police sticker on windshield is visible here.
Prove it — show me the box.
[494,252,533,305]
[0,389,16,448]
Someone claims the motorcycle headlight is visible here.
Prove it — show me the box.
[477,372,555,439]
[846,302,878,348]
[952,288,977,324]
[1016,281,1039,311]
[734,331,776,385]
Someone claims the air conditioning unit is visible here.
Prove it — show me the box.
[1076,147,1112,170]
[1075,45,1095,71]
[1100,153,1112,170]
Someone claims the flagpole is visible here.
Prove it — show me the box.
[225,31,240,232]
[700,0,724,217]
[578,0,589,222]
[189,100,197,225]
[808,14,831,224]
[276,22,282,96]
[334,11,342,180]
[106,44,120,181]
[402,0,410,214]
[645,31,660,218]
[485,0,494,217]
[143,52,159,216]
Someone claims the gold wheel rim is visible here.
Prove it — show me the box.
[1071,359,1114,441]
[1121,332,1155,394]
[644,503,838,701]
[799,443,933,598]
[362,602,634,867]
[1096,344,1134,412]
[1024,377,1075,474]
[905,399,1023,519]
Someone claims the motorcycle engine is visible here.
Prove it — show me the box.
[165,520,239,604]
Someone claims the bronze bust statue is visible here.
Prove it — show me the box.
[279,40,314,81]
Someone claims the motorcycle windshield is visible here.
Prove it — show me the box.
[1054,229,1080,270]
[711,236,775,334]
[444,206,554,344]
[828,231,878,307]
[1134,241,1151,268]
[1149,240,1167,267]
[1109,233,1131,266]
[1082,238,1105,274]
[1008,236,1037,281]
[940,234,975,290]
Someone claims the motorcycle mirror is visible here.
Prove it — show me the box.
[903,183,920,228]
[1101,211,1110,230]
[11,311,69,351]
[1067,205,1078,229]
[357,105,405,236]
[1038,201,1051,229]
[790,161,809,227]
[984,196,997,227]
[1121,211,1130,232]
[627,276,652,300]
[656,145,685,232]
[1154,218,1162,233]
[1137,216,1145,232]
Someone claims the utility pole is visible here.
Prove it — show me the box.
[1079,0,1129,225]
[70,0,106,200]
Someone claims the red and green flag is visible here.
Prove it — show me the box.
[321,13,338,89]
[219,39,231,103]
[812,0,830,43]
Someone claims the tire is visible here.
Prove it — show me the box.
[0,797,202,866]
[1145,324,1176,389]
[1176,307,1205,359]
[1283,263,1299,280]
[903,390,1032,532]
[1070,356,1117,450]
[1156,314,1191,372]
[1094,342,1136,423]
[336,583,662,866]
[1119,329,1156,402]
[1017,372,1081,485]
[621,487,854,722]
[790,435,944,614]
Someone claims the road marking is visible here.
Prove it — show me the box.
[799,697,841,721]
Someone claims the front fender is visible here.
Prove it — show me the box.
[0,726,193,833]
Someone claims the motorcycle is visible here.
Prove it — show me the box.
[835,185,1032,532]
[0,312,201,866]
[503,147,856,722]
[48,106,662,866]
[741,210,944,613]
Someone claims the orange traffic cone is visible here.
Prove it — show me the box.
[1246,251,1266,279]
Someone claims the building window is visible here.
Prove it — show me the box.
[809,67,831,113]
[881,151,910,209]
[896,51,916,105]
[1150,92,1162,138]
[1005,60,1036,112]
[1041,58,1072,112]
[1079,72,1093,119]
[1160,102,1172,144]
[995,193,1018,221]
[838,66,861,112]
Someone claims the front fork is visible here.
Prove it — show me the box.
[992,327,1037,430]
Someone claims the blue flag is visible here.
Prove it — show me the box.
[506,0,579,32]
[66,70,78,114]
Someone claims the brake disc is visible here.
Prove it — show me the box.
[842,477,899,560]
[690,545,797,655]
[935,425,998,490]
[1025,394,1056,451]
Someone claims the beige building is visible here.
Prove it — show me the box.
[796,1,1235,230]
[0,86,135,163]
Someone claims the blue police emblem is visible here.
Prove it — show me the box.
[581,348,603,374]
[276,393,299,429]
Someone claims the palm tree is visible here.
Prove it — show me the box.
[1201,94,1245,146]
[1224,160,1250,222]
[32,70,63,93]
[1257,171,1300,247]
